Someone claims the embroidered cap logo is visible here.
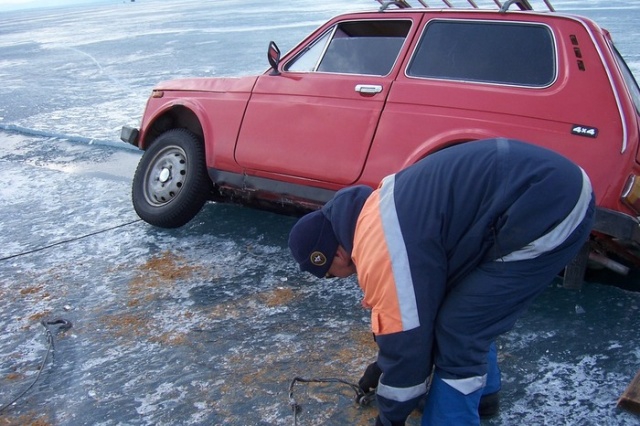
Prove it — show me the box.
[310,251,327,266]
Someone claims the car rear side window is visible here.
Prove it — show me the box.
[408,20,555,87]
[286,20,411,76]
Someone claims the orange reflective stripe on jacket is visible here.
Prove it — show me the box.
[353,175,420,335]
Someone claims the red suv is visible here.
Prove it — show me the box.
[121,0,640,287]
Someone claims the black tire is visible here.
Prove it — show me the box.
[132,129,211,228]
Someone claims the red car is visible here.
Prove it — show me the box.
[121,0,640,287]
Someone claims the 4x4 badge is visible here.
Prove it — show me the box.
[571,125,599,138]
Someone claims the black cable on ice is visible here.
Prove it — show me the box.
[0,219,142,262]
[288,376,375,425]
[0,319,72,413]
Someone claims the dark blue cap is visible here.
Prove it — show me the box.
[288,210,339,278]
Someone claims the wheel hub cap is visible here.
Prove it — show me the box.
[159,168,171,183]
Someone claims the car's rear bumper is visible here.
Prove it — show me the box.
[120,126,140,147]
[594,207,640,244]
[550,207,640,289]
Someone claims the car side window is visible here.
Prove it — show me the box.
[408,20,556,87]
[285,20,411,76]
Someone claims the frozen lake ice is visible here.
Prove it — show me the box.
[1,0,640,425]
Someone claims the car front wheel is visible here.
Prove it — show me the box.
[132,129,210,228]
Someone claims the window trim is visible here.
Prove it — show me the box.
[283,18,413,77]
[286,26,337,73]
[404,18,558,89]
[611,43,640,116]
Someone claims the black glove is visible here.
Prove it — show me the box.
[358,361,382,393]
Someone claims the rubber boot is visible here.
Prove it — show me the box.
[421,370,483,426]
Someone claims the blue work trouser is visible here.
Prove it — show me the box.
[422,196,595,426]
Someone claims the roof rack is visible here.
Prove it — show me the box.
[376,0,555,12]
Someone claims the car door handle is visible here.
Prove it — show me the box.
[355,84,383,94]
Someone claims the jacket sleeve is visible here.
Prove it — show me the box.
[358,235,446,424]
[375,326,432,423]
[369,258,448,423]
[352,176,449,423]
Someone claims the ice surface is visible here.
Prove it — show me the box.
[1,0,640,425]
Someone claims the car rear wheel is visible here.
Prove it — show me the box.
[132,129,211,228]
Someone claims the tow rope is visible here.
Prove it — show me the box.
[0,318,73,413]
[288,376,375,425]
[0,219,141,262]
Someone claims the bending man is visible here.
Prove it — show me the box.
[288,138,595,426]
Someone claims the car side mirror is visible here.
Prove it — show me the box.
[268,41,281,76]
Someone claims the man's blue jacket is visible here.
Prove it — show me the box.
[322,138,591,423]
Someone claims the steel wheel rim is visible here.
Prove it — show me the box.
[143,145,188,207]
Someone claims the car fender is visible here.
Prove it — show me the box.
[138,98,208,150]
[139,93,250,172]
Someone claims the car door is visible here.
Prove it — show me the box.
[234,18,412,186]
